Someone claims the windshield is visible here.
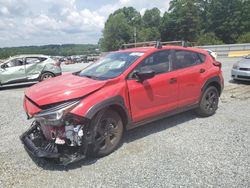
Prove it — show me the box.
[245,54,250,59]
[79,52,144,80]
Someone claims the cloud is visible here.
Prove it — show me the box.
[0,0,30,17]
[0,0,170,47]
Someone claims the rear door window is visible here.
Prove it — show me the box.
[172,50,205,70]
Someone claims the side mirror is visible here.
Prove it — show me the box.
[134,69,155,82]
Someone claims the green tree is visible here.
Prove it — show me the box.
[237,32,250,43]
[138,27,161,42]
[205,0,244,43]
[241,0,250,33]
[0,44,98,59]
[196,32,224,45]
[100,12,133,51]
[161,0,201,42]
[100,7,143,51]
[142,8,161,28]
[113,7,142,26]
[160,12,174,41]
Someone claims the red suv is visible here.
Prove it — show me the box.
[21,44,224,165]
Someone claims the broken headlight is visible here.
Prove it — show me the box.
[34,100,80,126]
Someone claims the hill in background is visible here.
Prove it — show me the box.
[0,44,99,59]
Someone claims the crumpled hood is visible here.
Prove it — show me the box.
[25,73,107,106]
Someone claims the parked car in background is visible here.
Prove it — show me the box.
[232,54,250,81]
[206,49,218,60]
[21,43,223,165]
[0,55,62,86]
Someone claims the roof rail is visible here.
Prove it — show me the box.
[121,40,192,49]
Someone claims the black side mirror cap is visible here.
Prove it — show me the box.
[134,70,155,82]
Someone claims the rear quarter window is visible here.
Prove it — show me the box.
[197,53,206,63]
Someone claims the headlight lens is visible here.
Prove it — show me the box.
[34,100,80,126]
[233,63,239,69]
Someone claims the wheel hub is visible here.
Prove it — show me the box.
[103,123,115,136]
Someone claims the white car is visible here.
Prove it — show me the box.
[0,54,62,86]
[232,54,250,81]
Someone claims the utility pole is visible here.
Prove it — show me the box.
[134,27,137,47]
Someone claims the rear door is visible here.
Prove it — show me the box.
[25,57,47,80]
[172,49,207,107]
[126,50,179,123]
[0,58,26,84]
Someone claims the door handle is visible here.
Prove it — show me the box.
[200,68,206,73]
[19,68,24,71]
[169,78,177,84]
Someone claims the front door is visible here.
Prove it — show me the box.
[126,50,179,123]
[0,58,26,84]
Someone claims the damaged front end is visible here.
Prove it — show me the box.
[20,100,92,165]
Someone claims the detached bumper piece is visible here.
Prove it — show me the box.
[20,123,87,165]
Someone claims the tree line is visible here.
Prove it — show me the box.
[0,44,98,59]
[99,0,250,51]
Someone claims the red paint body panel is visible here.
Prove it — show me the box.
[126,71,179,122]
[25,73,107,106]
[23,46,224,126]
[71,76,131,117]
[23,97,41,116]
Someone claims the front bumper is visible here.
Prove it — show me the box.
[232,69,250,81]
[20,123,88,165]
[20,125,61,158]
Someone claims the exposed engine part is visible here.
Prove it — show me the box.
[21,120,91,165]
[65,125,84,146]
[55,137,65,145]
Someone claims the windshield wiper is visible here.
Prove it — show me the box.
[81,74,101,80]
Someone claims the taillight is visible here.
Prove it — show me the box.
[213,61,222,69]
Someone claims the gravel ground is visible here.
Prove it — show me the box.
[0,57,249,188]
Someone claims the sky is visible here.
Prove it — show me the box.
[0,0,171,47]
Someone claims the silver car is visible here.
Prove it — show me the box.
[232,54,250,81]
[0,55,62,86]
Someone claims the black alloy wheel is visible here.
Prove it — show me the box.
[196,86,219,117]
[90,109,123,157]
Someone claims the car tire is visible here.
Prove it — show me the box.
[195,86,219,117]
[88,109,123,157]
[40,72,54,81]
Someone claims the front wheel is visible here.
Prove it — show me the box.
[89,109,123,157]
[196,86,219,117]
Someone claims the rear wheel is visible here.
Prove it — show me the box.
[40,72,54,81]
[89,109,123,157]
[196,86,219,117]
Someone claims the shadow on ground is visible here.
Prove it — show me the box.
[30,110,197,171]
[0,83,35,90]
[229,79,250,85]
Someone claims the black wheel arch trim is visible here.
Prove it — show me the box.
[85,96,131,125]
[201,76,223,96]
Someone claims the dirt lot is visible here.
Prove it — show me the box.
[0,57,249,187]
